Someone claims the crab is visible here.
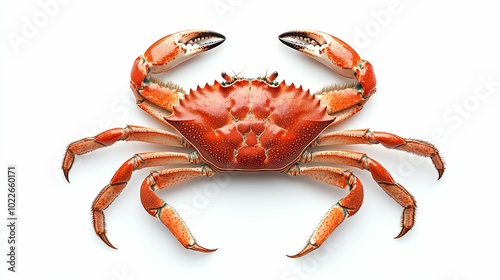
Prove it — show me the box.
[63,29,444,258]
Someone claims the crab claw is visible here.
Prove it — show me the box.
[146,30,225,73]
[279,30,376,97]
[131,30,225,89]
[279,30,360,78]
[130,30,225,121]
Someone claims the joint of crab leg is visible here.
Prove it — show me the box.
[62,150,75,182]
[62,126,187,182]
[394,206,414,239]
[62,138,106,182]
[355,60,377,98]
[94,211,117,249]
[140,167,216,253]
[287,166,363,258]
[153,202,217,253]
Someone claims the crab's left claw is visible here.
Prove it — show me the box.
[144,30,226,74]
[279,30,376,98]
[131,30,225,88]
[130,30,225,121]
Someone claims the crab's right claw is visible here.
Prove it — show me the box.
[279,30,376,97]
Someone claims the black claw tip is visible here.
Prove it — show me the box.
[278,30,326,52]
[181,30,226,52]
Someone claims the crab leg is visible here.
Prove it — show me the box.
[314,129,445,179]
[62,125,188,181]
[279,30,376,122]
[90,151,201,249]
[130,30,225,124]
[301,150,416,239]
[140,166,217,253]
[287,165,363,258]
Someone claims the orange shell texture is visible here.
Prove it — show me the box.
[166,79,336,171]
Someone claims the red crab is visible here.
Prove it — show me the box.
[63,29,444,257]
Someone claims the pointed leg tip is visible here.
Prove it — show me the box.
[287,243,319,258]
[187,243,217,253]
[394,227,410,239]
[62,151,75,183]
[437,169,445,180]
[98,233,117,250]
[63,170,70,183]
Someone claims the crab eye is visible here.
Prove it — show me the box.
[221,72,233,82]
[221,72,240,86]
[267,71,278,83]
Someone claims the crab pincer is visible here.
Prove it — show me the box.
[130,30,226,118]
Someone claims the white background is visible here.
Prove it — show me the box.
[1,1,499,279]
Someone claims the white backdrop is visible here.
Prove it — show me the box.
[1,1,499,279]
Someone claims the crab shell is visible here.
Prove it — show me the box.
[166,79,335,172]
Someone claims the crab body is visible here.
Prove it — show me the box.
[168,79,335,171]
[63,29,444,258]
